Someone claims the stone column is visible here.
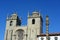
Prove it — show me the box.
[46,15,49,40]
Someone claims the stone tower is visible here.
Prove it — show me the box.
[4,13,21,40]
[27,11,43,40]
[4,11,43,40]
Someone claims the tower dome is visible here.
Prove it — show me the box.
[12,13,17,16]
[32,11,39,15]
[32,11,40,17]
[10,12,18,19]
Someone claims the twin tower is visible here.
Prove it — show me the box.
[4,11,43,40]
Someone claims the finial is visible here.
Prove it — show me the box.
[39,11,41,16]
[7,16,9,19]
[7,13,9,19]
[28,11,30,17]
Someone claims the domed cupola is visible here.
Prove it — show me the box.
[32,11,40,17]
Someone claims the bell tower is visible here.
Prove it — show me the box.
[4,13,21,40]
[27,11,43,40]
[6,13,21,29]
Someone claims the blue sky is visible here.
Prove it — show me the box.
[0,0,60,40]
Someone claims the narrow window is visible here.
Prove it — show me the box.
[32,19,35,24]
[55,37,58,40]
[10,21,13,26]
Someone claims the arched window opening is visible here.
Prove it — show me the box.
[10,21,13,26]
[15,29,24,40]
[32,19,35,24]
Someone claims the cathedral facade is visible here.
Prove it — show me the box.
[4,11,60,40]
[4,11,43,40]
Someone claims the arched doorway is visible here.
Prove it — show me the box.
[15,29,24,40]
